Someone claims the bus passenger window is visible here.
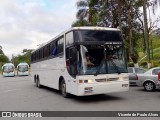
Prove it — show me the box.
[52,42,58,56]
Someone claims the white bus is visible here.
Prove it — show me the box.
[31,27,129,97]
[2,63,15,77]
[17,62,29,76]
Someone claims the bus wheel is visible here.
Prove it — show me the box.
[60,79,69,98]
[34,75,36,83]
[36,77,41,88]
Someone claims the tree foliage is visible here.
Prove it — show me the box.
[0,48,9,68]
[72,19,89,27]
[0,55,9,63]
[73,0,160,64]
[11,49,33,67]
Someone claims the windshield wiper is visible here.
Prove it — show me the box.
[109,59,120,74]
[94,59,105,76]
[94,45,107,76]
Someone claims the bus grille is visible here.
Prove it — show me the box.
[95,79,107,82]
[107,78,119,81]
[95,78,119,82]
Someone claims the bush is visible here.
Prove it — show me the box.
[152,60,160,67]
[128,62,134,67]
[139,61,147,67]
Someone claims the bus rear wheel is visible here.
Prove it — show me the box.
[36,76,41,88]
[60,79,69,98]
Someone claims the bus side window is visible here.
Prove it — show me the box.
[52,42,58,56]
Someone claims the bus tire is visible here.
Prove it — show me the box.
[36,76,41,88]
[60,79,69,98]
[34,75,36,83]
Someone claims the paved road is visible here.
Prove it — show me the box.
[0,75,160,120]
[0,75,160,111]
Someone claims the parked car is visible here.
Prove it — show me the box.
[136,67,160,91]
[128,67,146,85]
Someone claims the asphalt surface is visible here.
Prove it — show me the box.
[0,75,160,120]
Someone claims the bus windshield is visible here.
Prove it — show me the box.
[77,44,127,75]
[3,66,14,72]
[74,30,122,42]
[18,65,28,72]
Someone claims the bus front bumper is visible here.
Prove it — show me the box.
[75,80,129,96]
[3,72,15,77]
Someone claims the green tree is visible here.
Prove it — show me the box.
[11,49,33,67]
[143,0,151,68]
[73,0,152,65]
[98,0,142,64]
[141,0,160,68]
[72,19,89,27]
[0,55,9,63]
[0,54,9,69]
[0,46,10,69]
[75,0,98,26]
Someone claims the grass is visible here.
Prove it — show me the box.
[137,35,160,67]
[139,47,160,61]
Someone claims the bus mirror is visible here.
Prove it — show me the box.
[158,72,160,81]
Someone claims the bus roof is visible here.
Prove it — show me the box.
[32,27,121,53]
[70,26,120,31]
[17,62,29,66]
[3,63,14,66]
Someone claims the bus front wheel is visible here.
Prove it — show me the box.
[60,79,69,98]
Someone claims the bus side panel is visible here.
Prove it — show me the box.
[62,70,77,94]
[31,57,65,90]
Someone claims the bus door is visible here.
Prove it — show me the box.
[66,46,78,92]
[67,46,77,77]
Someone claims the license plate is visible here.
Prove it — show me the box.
[122,84,128,87]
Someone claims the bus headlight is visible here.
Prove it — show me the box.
[119,76,128,80]
[79,80,83,83]
[119,76,124,80]
[84,80,94,83]
[88,79,94,83]
[79,80,94,83]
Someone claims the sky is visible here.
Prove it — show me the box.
[0,0,78,59]
[0,0,160,60]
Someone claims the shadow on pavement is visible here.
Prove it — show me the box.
[36,85,126,102]
[71,94,125,103]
